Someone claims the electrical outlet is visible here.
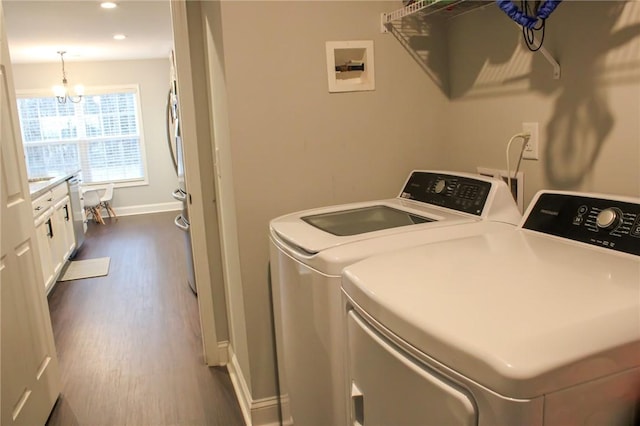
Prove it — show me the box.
[522,122,539,160]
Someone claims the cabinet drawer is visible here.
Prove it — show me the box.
[54,195,70,210]
[51,182,68,202]
[32,191,53,218]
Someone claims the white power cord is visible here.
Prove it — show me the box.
[505,132,531,199]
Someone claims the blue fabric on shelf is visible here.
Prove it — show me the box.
[496,0,562,29]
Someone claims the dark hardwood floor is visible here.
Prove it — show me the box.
[45,212,245,426]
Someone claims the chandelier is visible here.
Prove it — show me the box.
[52,51,84,103]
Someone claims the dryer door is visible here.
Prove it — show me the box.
[347,311,477,426]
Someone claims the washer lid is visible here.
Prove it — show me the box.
[271,198,474,255]
[302,205,434,236]
[342,231,640,399]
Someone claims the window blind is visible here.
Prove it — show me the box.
[17,87,146,185]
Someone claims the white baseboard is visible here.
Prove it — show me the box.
[250,395,283,426]
[217,340,229,365]
[227,345,282,426]
[227,348,253,426]
[109,201,182,217]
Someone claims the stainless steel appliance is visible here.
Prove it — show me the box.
[66,172,85,257]
[167,77,197,295]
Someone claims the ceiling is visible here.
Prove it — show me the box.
[3,0,173,64]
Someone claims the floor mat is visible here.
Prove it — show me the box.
[59,257,111,282]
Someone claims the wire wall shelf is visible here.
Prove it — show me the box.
[380,0,491,33]
[380,0,560,79]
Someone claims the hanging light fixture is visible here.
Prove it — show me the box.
[52,51,84,103]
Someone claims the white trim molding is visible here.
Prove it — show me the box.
[227,345,282,426]
[217,340,229,365]
[250,395,283,426]
[110,201,181,217]
[227,347,253,426]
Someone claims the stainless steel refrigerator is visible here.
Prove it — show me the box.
[167,81,197,295]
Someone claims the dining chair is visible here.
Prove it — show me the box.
[82,187,105,225]
[99,183,117,219]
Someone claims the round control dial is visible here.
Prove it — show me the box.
[596,208,623,231]
[434,179,447,194]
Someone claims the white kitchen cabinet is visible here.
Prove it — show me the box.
[32,190,55,290]
[60,196,76,259]
[32,183,75,293]
[52,196,75,277]
[34,211,55,291]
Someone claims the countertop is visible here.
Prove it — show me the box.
[29,170,80,199]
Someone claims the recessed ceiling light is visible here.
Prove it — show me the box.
[113,34,126,41]
[101,2,117,9]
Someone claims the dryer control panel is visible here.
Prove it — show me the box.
[523,192,640,256]
[399,172,492,216]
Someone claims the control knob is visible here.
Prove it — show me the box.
[596,208,623,231]
[434,179,447,194]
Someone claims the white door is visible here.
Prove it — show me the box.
[0,3,61,424]
[346,311,477,426]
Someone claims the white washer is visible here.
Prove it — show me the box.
[269,170,522,426]
[342,190,640,425]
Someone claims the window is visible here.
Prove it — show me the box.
[17,86,147,185]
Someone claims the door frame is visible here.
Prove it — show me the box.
[170,0,221,365]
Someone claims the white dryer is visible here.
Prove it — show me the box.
[269,170,522,426]
[342,190,640,425]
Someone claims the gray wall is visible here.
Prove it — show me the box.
[12,58,178,210]
[214,0,448,400]
[442,1,640,204]
[211,0,640,405]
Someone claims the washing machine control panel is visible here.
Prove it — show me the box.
[523,193,640,256]
[399,172,491,216]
